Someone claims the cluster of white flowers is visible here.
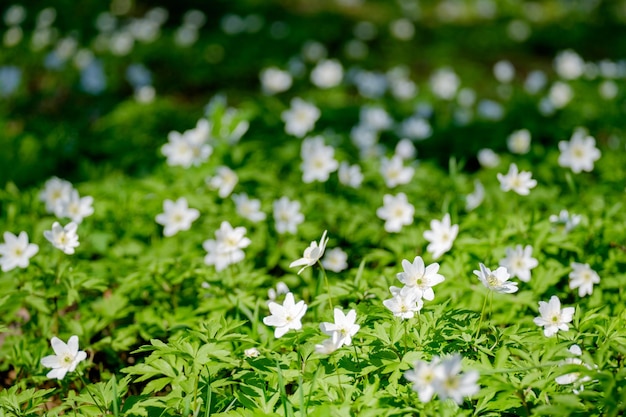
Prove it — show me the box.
[405,354,480,404]
[40,177,94,224]
[203,221,251,271]
[161,119,213,168]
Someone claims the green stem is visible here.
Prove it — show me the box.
[318,262,333,312]
[474,293,489,340]
[77,373,107,416]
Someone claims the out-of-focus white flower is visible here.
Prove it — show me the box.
[558,128,601,173]
[555,345,593,393]
[350,124,378,151]
[0,231,39,272]
[423,214,458,259]
[40,177,74,214]
[281,98,321,138]
[263,292,307,338]
[554,50,585,80]
[161,126,213,168]
[390,18,415,40]
[497,163,537,195]
[395,138,416,160]
[548,81,573,109]
[44,222,79,255]
[465,180,485,211]
[244,347,260,358]
[400,116,432,140]
[232,193,266,222]
[55,190,94,224]
[569,262,600,297]
[533,296,575,337]
[310,59,343,89]
[322,247,348,272]
[300,136,338,183]
[477,149,500,168]
[599,80,618,100]
[404,357,441,402]
[387,67,417,100]
[268,282,290,301]
[338,162,364,188]
[499,245,538,282]
[549,209,582,233]
[40,335,87,380]
[207,166,238,198]
[524,70,547,94]
[430,67,460,100]
[360,106,393,132]
[260,67,292,94]
[474,263,518,293]
[289,230,329,275]
[380,155,414,188]
[432,354,480,404]
[203,221,251,271]
[493,60,515,83]
[376,193,415,233]
[155,197,200,237]
[273,197,304,234]
[507,129,531,155]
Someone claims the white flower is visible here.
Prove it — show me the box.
[290,230,329,274]
[315,338,341,354]
[497,163,537,195]
[400,116,432,140]
[474,263,518,293]
[376,193,415,233]
[301,136,338,183]
[569,262,600,297]
[155,197,200,237]
[477,148,500,168]
[263,292,308,338]
[310,59,343,89]
[558,129,601,173]
[395,138,416,160]
[383,286,423,319]
[273,197,304,234]
[360,106,393,132]
[320,308,359,349]
[396,256,445,301]
[555,345,592,392]
[554,49,585,80]
[465,180,485,211]
[207,166,238,198]
[350,124,378,150]
[499,245,538,283]
[548,81,573,109]
[40,335,87,380]
[161,129,212,168]
[404,357,441,402]
[40,177,73,214]
[260,67,292,94]
[44,222,79,255]
[232,193,266,222]
[268,282,290,301]
[507,129,531,154]
[430,67,460,100]
[0,231,39,272]
[380,155,414,188]
[244,347,260,358]
[338,162,363,188]
[533,296,575,337]
[433,354,480,405]
[281,98,321,138]
[322,247,348,273]
[423,214,458,259]
[55,190,94,224]
[493,60,515,83]
[550,209,582,233]
[203,221,251,271]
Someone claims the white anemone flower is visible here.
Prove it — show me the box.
[474,263,518,293]
[289,230,329,274]
[263,292,308,338]
[423,214,458,259]
[44,222,79,255]
[0,231,39,272]
[40,335,87,380]
[533,296,575,337]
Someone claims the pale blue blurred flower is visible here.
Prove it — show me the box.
[0,66,21,97]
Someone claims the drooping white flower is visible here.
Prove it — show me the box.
[40,335,87,380]
[320,308,360,348]
[207,166,238,198]
[569,262,600,297]
[497,163,537,195]
[533,296,575,337]
[507,129,531,155]
[499,245,538,283]
[322,247,348,273]
[55,190,94,224]
[289,230,329,274]
[155,197,200,237]
[549,209,582,233]
[44,222,79,255]
[380,155,414,188]
[300,136,338,183]
[310,59,343,89]
[465,180,485,211]
[433,354,480,405]
[40,177,73,214]
[396,256,445,301]
[232,193,266,223]
[281,98,321,138]
[260,66,292,94]
[263,292,308,338]
[376,193,415,233]
[0,231,39,272]
[477,148,500,168]
[383,285,423,319]
[338,162,363,188]
[273,197,304,234]
[203,221,251,271]
[558,129,601,174]
[474,263,518,293]
[423,214,458,259]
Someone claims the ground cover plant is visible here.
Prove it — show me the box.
[1,0,626,416]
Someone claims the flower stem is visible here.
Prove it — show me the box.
[77,373,107,415]
[318,262,333,312]
[474,293,489,340]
